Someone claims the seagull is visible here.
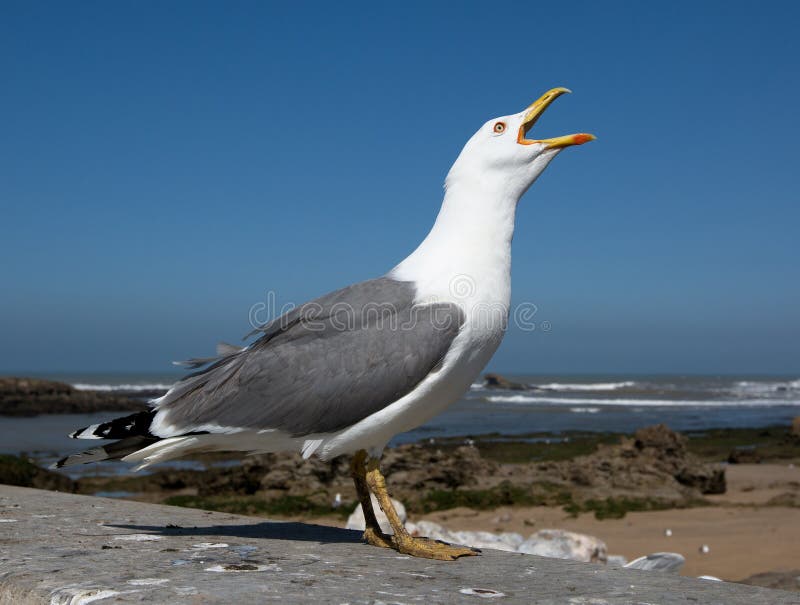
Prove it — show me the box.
[56,88,594,560]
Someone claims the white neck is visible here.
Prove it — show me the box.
[389,180,520,310]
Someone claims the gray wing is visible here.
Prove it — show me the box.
[157,277,464,436]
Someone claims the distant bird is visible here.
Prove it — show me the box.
[56,88,594,560]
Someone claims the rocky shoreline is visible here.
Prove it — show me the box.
[5,424,782,517]
[0,377,149,416]
[4,423,797,514]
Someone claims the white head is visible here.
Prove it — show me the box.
[392,88,594,304]
[446,88,595,201]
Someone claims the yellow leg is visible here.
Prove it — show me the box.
[350,450,392,548]
[365,456,480,561]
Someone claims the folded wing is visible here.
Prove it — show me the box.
[154,277,464,437]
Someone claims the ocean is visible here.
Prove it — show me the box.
[3,373,799,475]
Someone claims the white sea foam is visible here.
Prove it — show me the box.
[72,383,173,392]
[533,381,636,391]
[569,407,601,414]
[470,380,636,392]
[485,394,800,407]
[731,379,800,396]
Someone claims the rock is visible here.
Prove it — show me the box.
[406,522,520,552]
[727,448,762,464]
[625,552,685,573]
[738,569,800,592]
[345,495,406,534]
[73,441,493,510]
[0,454,74,492]
[406,520,453,542]
[517,529,607,563]
[448,530,519,552]
[633,424,684,452]
[0,376,147,416]
[57,422,728,529]
[65,423,725,522]
[533,424,726,507]
[606,555,628,567]
[766,492,800,507]
[676,462,727,494]
[380,443,499,502]
[483,373,528,390]
[498,532,525,550]
[10,485,790,605]
[791,417,800,438]
[260,467,296,490]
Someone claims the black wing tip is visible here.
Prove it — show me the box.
[69,426,93,439]
[69,410,157,441]
[53,435,161,469]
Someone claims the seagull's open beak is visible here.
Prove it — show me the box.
[518,87,596,149]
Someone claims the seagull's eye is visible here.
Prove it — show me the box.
[493,122,506,134]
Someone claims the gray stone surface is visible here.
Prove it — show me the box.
[0,485,797,604]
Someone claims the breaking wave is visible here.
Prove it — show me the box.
[72,383,173,392]
[731,379,800,397]
[533,381,636,391]
[470,380,637,392]
[485,394,800,407]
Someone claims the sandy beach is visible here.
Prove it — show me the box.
[409,464,800,580]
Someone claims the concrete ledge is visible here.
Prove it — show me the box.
[1,485,797,604]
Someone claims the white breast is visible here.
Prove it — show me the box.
[316,182,519,459]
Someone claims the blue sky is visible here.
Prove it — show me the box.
[2,1,798,374]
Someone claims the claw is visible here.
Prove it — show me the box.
[392,535,481,561]
[363,526,393,549]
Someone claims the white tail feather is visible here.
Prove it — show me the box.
[301,439,323,459]
[121,431,306,470]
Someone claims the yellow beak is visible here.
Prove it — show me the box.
[518,87,596,149]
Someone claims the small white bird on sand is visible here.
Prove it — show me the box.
[57,88,594,560]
